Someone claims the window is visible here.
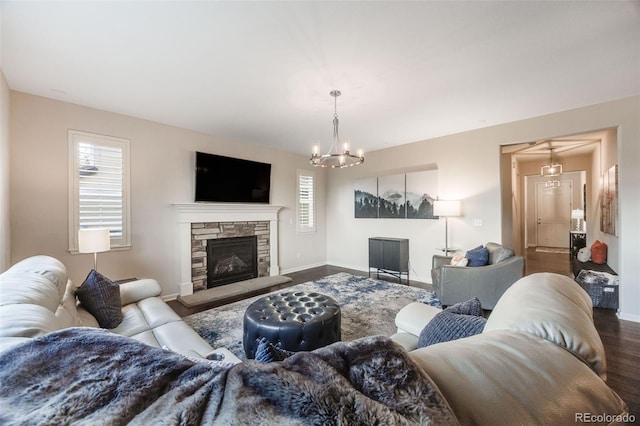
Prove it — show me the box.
[69,130,131,251]
[297,169,315,233]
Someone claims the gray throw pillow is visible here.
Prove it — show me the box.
[76,270,123,329]
[418,312,486,348]
[417,297,486,348]
[254,337,295,363]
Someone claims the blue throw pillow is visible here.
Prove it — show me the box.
[254,338,295,363]
[417,311,487,348]
[75,270,123,329]
[466,245,489,267]
[445,297,483,316]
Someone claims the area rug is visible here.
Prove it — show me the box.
[536,246,570,254]
[184,272,441,360]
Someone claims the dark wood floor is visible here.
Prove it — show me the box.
[168,249,639,418]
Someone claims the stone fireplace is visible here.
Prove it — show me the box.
[173,203,282,294]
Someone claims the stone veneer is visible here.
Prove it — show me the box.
[191,221,270,292]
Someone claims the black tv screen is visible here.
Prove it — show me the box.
[195,152,271,203]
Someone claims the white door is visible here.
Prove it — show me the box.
[536,181,572,247]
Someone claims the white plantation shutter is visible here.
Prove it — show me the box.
[69,130,131,251]
[297,170,315,233]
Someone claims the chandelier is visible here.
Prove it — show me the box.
[541,145,562,189]
[540,147,563,177]
[310,90,364,168]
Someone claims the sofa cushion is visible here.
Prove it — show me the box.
[410,330,628,425]
[76,270,123,329]
[486,242,514,264]
[466,246,489,267]
[484,272,607,379]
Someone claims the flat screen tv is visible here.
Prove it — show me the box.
[195,152,271,203]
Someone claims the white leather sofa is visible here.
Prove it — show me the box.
[0,255,231,361]
[391,272,629,424]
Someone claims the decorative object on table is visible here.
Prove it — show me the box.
[78,227,111,271]
[309,90,364,168]
[184,272,440,360]
[433,199,461,256]
[354,169,438,219]
[600,164,618,236]
[590,240,607,265]
[571,209,585,231]
[243,291,341,359]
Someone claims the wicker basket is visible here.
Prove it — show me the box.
[575,270,619,309]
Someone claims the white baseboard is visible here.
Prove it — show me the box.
[162,293,179,302]
[280,261,327,275]
[617,312,640,323]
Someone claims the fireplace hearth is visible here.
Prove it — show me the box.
[206,236,258,288]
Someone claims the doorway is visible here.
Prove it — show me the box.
[535,180,572,248]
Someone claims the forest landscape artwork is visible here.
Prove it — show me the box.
[354,170,438,219]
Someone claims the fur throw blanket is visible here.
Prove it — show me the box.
[0,328,457,425]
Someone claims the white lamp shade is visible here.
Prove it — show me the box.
[571,209,584,219]
[78,228,111,253]
[434,200,461,217]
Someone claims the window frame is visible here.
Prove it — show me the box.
[68,129,131,252]
[296,169,316,234]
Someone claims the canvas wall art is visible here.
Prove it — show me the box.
[354,170,438,219]
[354,177,378,218]
[601,164,618,236]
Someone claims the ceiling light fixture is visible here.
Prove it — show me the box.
[310,90,364,168]
[540,145,563,177]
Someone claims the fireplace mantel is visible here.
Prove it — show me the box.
[173,203,283,294]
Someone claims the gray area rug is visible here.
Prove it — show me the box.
[184,272,441,360]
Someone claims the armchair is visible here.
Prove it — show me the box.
[431,243,524,310]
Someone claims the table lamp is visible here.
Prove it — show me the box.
[78,228,111,271]
[571,209,584,232]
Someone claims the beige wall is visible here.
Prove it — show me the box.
[326,96,640,322]
[0,70,10,271]
[9,92,327,296]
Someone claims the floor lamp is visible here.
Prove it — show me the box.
[433,200,461,256]
[78,228,111,271]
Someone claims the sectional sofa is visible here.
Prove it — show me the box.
[0,255,630,424]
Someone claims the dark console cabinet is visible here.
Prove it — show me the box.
[368,237,409,284]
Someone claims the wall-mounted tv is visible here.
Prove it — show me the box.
[195,152,271,203]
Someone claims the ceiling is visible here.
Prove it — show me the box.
[2,1,639,156]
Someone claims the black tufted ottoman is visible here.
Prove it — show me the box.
[243,291,341,359]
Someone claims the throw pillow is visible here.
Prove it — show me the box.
[75,270,123,329]
[449,254,469,267]
[445,297,483,316]
[418,311,486,348]
[254,337,295,363]
[591,240,607,264]
[466,245,489,267]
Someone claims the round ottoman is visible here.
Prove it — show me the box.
[243,291,341,359]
